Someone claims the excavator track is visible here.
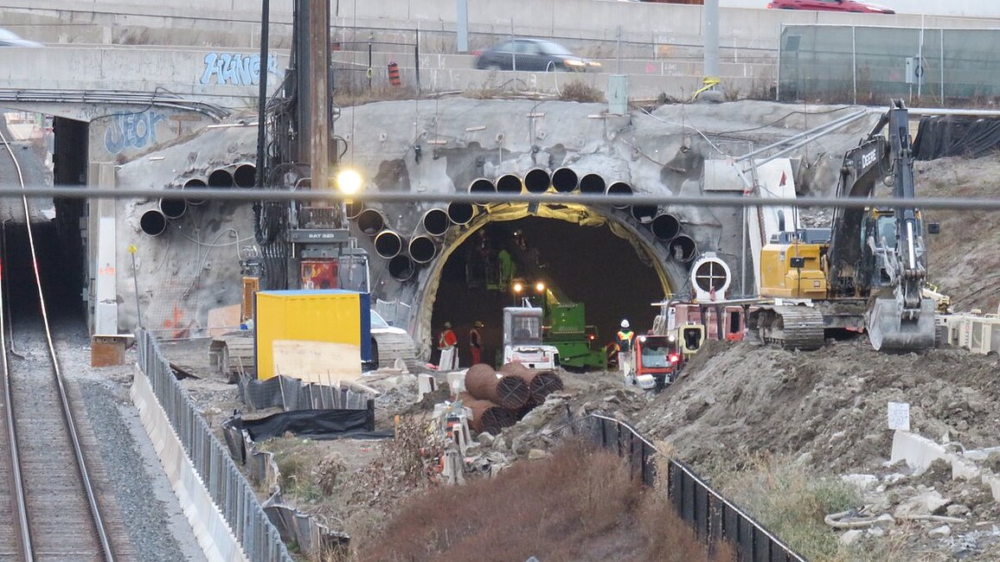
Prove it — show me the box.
[748,305,826,351]
[373,332,424,372]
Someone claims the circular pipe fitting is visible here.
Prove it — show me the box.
[606,181,633,209]
[208,168,234,188]
[408,235,438,264]
[448,202,476,226]
[495,174,522,195]
[159,197,187,220]
[551,167,579,193]
[345,200,365,220]
[669,234,698,263]
[420,208,450,237]
[579,173,606,195]
[651,213,681,242]
[631,204,658,224]
[356,209,386,236]
[140,209,167,236]
[523,168,551,194]
[388,255,415,281]
[468,177,496,195]
[375,230,405,259]
[182,178,207,206]
[233,164,256,188]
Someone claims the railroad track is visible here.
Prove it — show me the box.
[0,122,120,561]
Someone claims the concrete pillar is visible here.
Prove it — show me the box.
[89,162,118,335]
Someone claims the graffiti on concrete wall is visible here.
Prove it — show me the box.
[200,53,281,86]
[104,111,168,155]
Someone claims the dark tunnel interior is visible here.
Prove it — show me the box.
[2,219,86,322]
[431,216,664,368]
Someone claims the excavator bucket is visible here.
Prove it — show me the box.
[867,298,937,351]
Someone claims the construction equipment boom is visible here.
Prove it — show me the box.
[748,100,937,351]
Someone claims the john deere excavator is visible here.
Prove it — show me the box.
[748,100,937,351]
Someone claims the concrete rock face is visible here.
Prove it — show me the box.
[112,98,874,355]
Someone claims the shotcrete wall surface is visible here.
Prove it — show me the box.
[111,98,879,356]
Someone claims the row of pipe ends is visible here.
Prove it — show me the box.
[352,169,697,282]
[140,164,257,236]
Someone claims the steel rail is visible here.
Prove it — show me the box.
[0,185,997,210]
[0,121,34,562]
[0,126,116,562]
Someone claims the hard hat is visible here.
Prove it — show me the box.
[474,320,484,328]
[621,319,630,328]
[444,321,452,328]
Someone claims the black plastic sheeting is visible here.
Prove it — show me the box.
[228,405,391,441]
[913,115,1000,160]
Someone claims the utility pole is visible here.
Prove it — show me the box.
[308,0,331,189]
[697,0,725,102]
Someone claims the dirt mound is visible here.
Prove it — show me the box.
[636,339,1000,473]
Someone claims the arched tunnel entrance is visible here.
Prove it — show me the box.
[431,215,665,368]
[1,220,86,322]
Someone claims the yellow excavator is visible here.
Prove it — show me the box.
[748,100,937,351]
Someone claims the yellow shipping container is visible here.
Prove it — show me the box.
[255,290,371,382]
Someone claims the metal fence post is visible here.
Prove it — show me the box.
[415,28,421,90]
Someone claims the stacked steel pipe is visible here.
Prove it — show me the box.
[460,363,564,435]
[458,392,515,435]
[499,362,565,405]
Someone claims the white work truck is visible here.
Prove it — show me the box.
[502,306,560,370]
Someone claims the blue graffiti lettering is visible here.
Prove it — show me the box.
[104,111,168,155]
[200,52,281,86]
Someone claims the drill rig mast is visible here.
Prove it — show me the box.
[254,0,369,293]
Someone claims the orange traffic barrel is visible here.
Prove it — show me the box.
[388,61,401,86]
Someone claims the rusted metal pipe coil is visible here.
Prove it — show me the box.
[457,392,513,435]
[464,364,530,409]
[499,363,564,404]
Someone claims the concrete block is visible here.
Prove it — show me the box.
[890,430,948,473]
[983,471,1000,502]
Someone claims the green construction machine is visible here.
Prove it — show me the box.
[544,301,608,371]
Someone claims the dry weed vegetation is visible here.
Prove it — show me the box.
[349,440,732,562]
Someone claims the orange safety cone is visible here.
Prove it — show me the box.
[388,61,401,87]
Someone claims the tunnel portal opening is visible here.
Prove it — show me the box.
[2,220,86,323]
[431,216,664,369]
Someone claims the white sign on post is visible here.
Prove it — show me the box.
[887,402,911,432]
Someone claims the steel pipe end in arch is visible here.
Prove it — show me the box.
[388,254,416,282]
[606,181,633,210]
[631,204,658,224]
[447,202,476,226]
[523,168,551,194]
[140,209,168,236]
[579,173,606,195]
[468,177,497,195]
[159,197,187,220]
[345,200,365,220]
[668,234,698,264]
[495,173,523,195]
[690,253,732,301]
[356,209,386,236]
[374,230,405,259]
[651,213,681,242]
[233,163,257,188]
[420,208,450,237]
[208,168,234,188]
[408,235,439,264]
[182,178,207,206]
[551,167,579,193]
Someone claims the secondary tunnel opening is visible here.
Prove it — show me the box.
[0,115,87,323]
[430,215,664,368]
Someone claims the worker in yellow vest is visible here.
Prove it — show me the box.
[616,319,635,383]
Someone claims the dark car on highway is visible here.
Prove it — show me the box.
[766,0,895,13]
[474,39,601,72]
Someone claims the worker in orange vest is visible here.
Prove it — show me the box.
[616,319,635,382]
[438,321,459,370]
[468,320,484,365]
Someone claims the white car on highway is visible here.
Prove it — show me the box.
[0,28,42,48]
